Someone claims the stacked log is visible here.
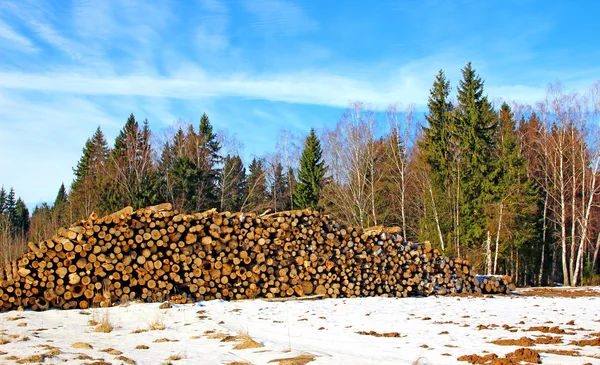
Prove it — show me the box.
[476,275,516,294]
[0,203,512,312]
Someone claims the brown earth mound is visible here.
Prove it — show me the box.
[526,326,574,335]
[570,336,600,346]
[458,348,541,364]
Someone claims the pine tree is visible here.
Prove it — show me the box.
[106,114,156,210]
[53,183,69,227]
[0,187,6,214]
[196,113,221,210]
[294,129,326,210]
[70,126,110,217]
[219,155,246,212]
[420,70,454,184]
[270,162,289,212]
[245,158,268,211]
[13,198,30,235]
[455,62,498,248]
[490,103,540,274]
[5,188,16,222]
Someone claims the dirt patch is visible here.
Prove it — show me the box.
[525,325,574,334]
[458,348,541,364]
[356,330,401,337]
[491,337,535,346]
[569,336,600,346]
[519,287,600,298]
[268,354,315,365]
[539,349,580,356]
[457,353,499,364]
[506,348,541,363]
[491,335,562,346]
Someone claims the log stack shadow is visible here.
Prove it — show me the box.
[0,203,514,311]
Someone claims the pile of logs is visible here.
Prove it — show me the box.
[0,203,514,311]
[476,275,516,294]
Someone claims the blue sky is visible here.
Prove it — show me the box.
[1,0,599,208]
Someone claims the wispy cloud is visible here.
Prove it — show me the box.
[242,0,318,36]
[0,19,37,52]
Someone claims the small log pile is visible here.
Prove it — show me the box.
[0,203,514,311]
[476,275,517,294]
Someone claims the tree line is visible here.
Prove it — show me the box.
[1,63,599,286]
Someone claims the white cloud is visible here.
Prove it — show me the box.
[242,0,318,36]
[0,19,37,52]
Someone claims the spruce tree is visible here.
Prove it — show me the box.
[13,198,30,235]
[270,162,289,212]
[5,188,16,222]
[455,62,498,248]
[196,113,221,210]
[420,70,454,184]
[220,154,246,212]
[293,129,326,210]
[0,186,6,214]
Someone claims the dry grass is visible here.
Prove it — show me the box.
[0,336,10,344]
[268,354,315,365]
[233,334,264,350]
[45,347,62,356]
[94,310,114,333]
[115,355,136,364]
[17,322,27,327]
[154,338,178,343]
[16,354,45,364]
[411,357,432,365]
[100,348,123,355]
[72,341,94,349]
[130,328,148,334]
[148,314,166,331]
[165,352,186,361]
[227,362,252,365]
[74,353,94,360]
[136,345,149,349]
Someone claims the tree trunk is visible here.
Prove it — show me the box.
[486,230,492,275]
[493,201,504,275]
[427,179,445,253]
[538,191,548,285]
[593,232,600,274]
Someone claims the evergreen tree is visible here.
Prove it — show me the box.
[420,70,454,183]
[196,113,221,210]
[0,187,6,214]
[219,154,246,212]
[171,157,201,212]
[270,162,289,212]
[70,126,110,217]
[106,114,156,210]
[53,183,69,227]
[246,158,268,211]
[491,103,540,273]
[455,62,498,248]
[5,188,16,222]
[294,129,326,210]
[13,198,30,235]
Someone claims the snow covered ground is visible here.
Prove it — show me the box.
[0,288,599,364]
